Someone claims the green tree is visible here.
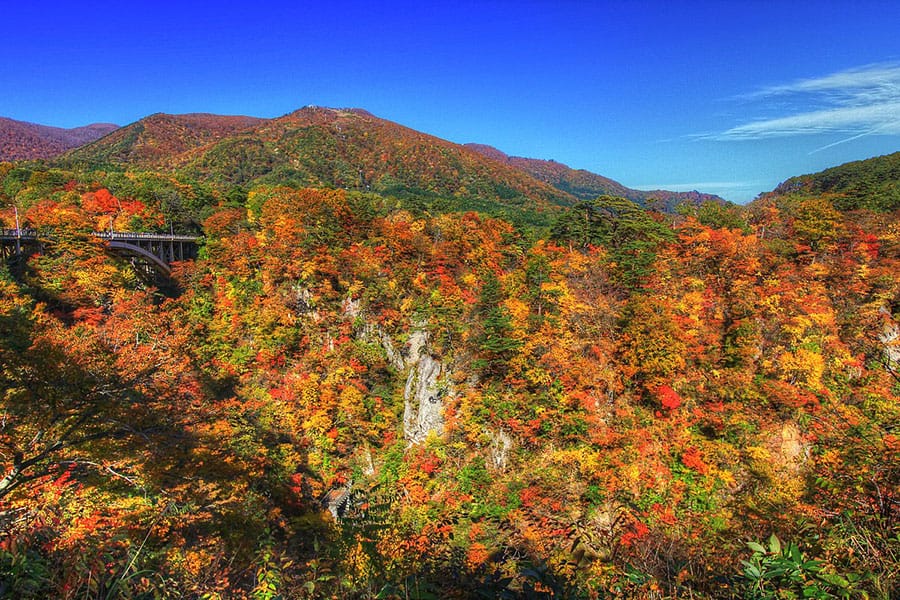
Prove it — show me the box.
[473,273,521,377]
[551,195,673,287]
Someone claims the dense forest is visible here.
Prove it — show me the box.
[0,118,117,162]
[0,115,898,599]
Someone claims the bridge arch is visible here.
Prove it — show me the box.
[3,230,199,283]
[106,240,172,276]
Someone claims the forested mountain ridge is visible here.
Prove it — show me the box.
[55,107,725,219]
[772,150,900,212]
[0,117,118,161]
[1,124,898,598]
[59,107,576,217]
[465,142,637,200]
[181,106,575,208]
[466,142,726,209]
[60,112,265,167]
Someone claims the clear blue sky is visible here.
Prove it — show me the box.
[2,1,899,202]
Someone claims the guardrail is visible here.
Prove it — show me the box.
[93,231,200,242]
[0,228,38,239]
[1,229,199,242]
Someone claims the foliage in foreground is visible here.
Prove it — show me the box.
[0,174,898,598]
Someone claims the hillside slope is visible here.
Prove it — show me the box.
[188,107,576,207]
[0,117,118,161]
[59,107,724,216]
[61,113,264,167]
[466,143,726,209]
[1,170,897,598]
[772,151,900,212]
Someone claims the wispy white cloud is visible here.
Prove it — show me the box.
[718,102,900,139]
[747,63,900,99]
[706,62,900,145]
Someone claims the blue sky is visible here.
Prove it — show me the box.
[2,1,899,202]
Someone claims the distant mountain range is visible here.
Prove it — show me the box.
[6,108,727,211]
[0,117,118,161]
[465,143,724,211]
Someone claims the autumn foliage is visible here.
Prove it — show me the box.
[0,162,898,599]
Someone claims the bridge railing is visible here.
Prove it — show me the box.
[0,228,38,239]
[2,229,200,242]
[93,231,200,242]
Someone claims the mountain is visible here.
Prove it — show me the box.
[62,108,723,217]
[465,143,636,199]
[5,108,900,599]
[0,117,118,161]
[772,151,900,212]
[62,107,577,222]
[62,113,264,167]
[5,109,727,213]
[186,107,573,206]
[465,143,726,209]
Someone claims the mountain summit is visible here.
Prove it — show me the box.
[61,107,575,217]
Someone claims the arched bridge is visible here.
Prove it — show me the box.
[93,231,200,277]
[1,228,200,279]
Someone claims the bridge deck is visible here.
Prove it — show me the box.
[1,229,199,243]
[93,231,201,243]
[1,229,201,279]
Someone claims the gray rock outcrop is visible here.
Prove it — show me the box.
[346,300,453,445]
[401,328,452,444]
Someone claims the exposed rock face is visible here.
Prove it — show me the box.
[401,328,451,445]
[294,285,317,318]
[345,296,404,370]
[381,331,404,370]
[347,304,452,445]
[487,428,512,471]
